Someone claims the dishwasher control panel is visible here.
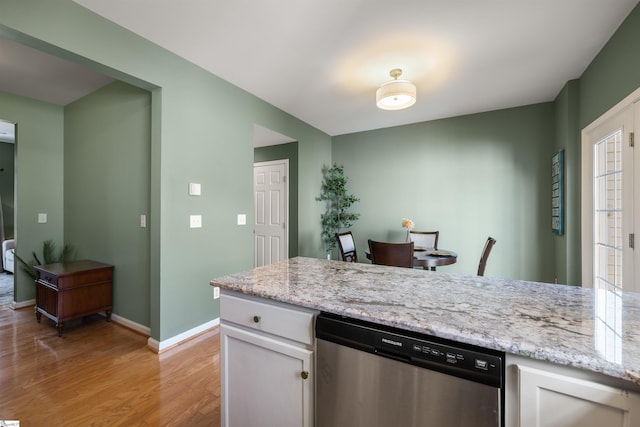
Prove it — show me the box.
[316,312,504,388]
[403,334,502,378]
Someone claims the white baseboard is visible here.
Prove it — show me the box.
[7,299,217,353]
[110,313,151,336]
[147,318,220,353]
[10,298,35,310]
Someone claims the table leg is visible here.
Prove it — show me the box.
[106,310,112,322]
[56,323,64,337]
[36,310,41,323]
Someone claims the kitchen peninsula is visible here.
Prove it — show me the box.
[212,257,640,426]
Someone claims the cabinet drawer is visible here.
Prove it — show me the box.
[221,292,315,345]
[37,274,58,288]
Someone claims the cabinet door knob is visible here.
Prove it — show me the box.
[252,315,261,323]
[301,371,309,380]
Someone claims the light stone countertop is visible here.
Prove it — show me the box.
[210,256,640,385]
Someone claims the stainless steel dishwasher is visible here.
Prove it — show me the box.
[316,313,504,427]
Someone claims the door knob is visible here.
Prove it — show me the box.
[301,371,309,380]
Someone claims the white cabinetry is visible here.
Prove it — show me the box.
[506,354,640,427]
[220,291,317,427]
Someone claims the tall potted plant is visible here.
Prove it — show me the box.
[316,164,360,258]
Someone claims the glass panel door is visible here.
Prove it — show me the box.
[593,130,624,294]
[584,98,639,361]
[593,130,624,362]
[584,103,635,292]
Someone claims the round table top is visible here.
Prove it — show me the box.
[412,249,457,268]
[364,249,457,269]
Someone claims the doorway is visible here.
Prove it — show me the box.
[0,120,15,305]
[253,160,289,267]
[253,125,298,266]
[582,91,640,294]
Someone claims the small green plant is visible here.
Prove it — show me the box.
[316,164,360,253]
[14,239,76,280]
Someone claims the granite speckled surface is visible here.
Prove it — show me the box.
[211,257,640,385]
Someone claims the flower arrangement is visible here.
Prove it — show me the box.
[402,218,414,242]
[401,218,415,230]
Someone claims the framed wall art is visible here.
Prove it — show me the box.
[551,149,564,235]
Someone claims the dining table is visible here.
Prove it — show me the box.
[365,248,457,270]
[412,248,457,270]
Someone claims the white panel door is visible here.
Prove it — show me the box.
[254,160,288,267]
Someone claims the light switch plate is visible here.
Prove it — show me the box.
[190,214,202,228]
[38,213,47,223]
[237,214,246,225]
[189,182,201,196]
[140,214,147,228]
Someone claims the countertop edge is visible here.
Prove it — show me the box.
[210,257,640,386]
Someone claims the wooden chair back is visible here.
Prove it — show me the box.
[368,240,414,268]
[409,231,439,250]
[477,237,496,276]
[336,231,358,262]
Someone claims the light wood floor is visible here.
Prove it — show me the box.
[0,303,220,426]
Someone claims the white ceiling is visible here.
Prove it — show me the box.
[2,0,639,140]
[0,37,113,108]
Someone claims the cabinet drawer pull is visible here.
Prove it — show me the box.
[252,315,261,323]
[301,371,309,380]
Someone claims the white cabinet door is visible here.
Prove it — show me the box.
[518,365,640,427]
[221,323,313,427]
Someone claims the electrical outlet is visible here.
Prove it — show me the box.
[213,287,220,299]
[190,214,202,228]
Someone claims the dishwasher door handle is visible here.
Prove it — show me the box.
[374,348,411,363]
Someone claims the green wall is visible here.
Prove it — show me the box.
[254,142,299,257]
[579,4,640,130]
[333,103,555,283]
[0,91,64,302]
[0,0,330,341]
[0,141,15,239]
[64,81,151,326]
[553,80,580,285]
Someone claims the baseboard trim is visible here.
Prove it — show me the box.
[110,313,151,337]
[147,318,220,354]
[8,299,217,353]
[10,299,35,310]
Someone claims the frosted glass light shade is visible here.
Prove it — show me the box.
[376,80,417,110]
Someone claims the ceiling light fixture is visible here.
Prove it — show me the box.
[376,68,417,111]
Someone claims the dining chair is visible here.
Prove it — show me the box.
[477,237,497,276]
[368,239,414,268]
[409,230,439,250]
[336,231,358,262]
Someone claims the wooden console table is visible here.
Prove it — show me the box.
[34,260,114,336]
